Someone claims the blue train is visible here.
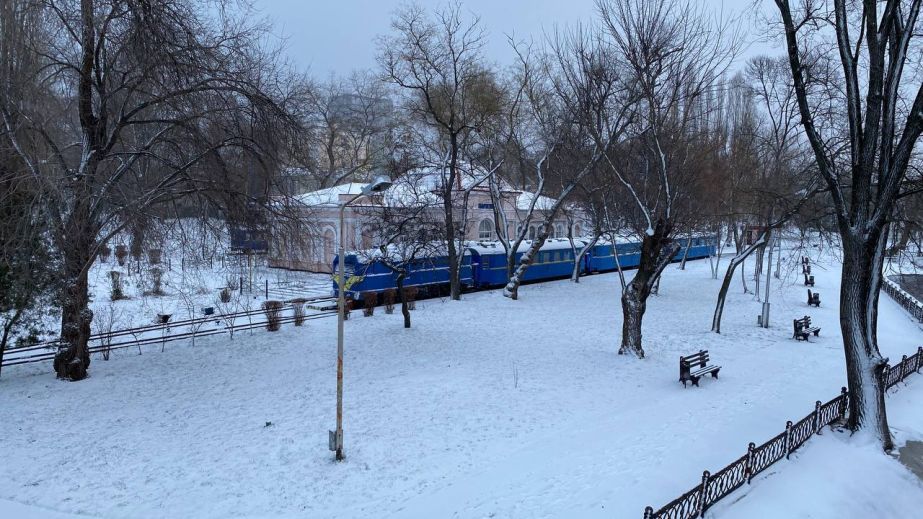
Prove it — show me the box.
[333,235,718,301]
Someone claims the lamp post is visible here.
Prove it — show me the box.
[331,176,392,461]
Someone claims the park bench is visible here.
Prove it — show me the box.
[802,264,811,274]
[679,350,721,388]
[801,256,810,266]
[804,273,815,286]
[793,315,821,341]
[807,290,821,307]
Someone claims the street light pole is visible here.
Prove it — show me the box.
[331,176,392,462]
[333,199,350,461]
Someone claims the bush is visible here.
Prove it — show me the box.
[99,245,111,263]
[114,245,128,266]
[291,299,306,326]
[382,289,396,314]
[226,275,240,291]
[362,291,377,317]
[219,287,232,303]
[148,248,162,265]
[262,300,283,331]
[403,286,419,310]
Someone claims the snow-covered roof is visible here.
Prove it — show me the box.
[516,192,557,211]
[466,238,586,254]
[344,241,470,261]
[294,183,371,206]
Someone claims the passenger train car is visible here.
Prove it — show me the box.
[333,235,718,301]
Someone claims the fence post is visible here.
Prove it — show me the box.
[745,442,756,484]
[697,471,711,516]
[265,279,269,299]
[813,401,822,434]
[917,347,923,373]
[784,420,794,459]
[839,387,848,419]
[900,355,908,382]
[643,506,653,519]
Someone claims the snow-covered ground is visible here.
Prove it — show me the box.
[712,375,923,519]
[2,245,922,518]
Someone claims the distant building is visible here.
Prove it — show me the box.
[268,167,587,273]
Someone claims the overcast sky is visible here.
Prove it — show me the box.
[255,0,783,79]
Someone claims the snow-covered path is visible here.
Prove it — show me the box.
[2,246,921,518]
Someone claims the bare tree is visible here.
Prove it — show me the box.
[0,0,290,380]
[774,0,923,450]
[295,73,396,189]
[358,176,445,328]
[379,2,499,300]
[497,28,631,299]
[710,57,821,332]
[597,0,740,357]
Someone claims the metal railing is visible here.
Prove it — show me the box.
[643,346,923,519]
[883,276,923,322]
[2,296,336,367]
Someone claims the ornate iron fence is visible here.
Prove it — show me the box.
[883,277,923,322]
[643,346,923,519]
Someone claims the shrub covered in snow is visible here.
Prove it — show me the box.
[383,289,396,314]
[362,292,377,317]
[262,300,283,331]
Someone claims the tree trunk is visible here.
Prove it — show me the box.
[54,253,93,380]
[445,136,462,301]
[0,308,22,379]
[711,236,765,333]
[841,231,892,450]
[571,233,599,282]
[503,223,554,300]
[679,237,692,270]
[396,272,411,328]
[618,221,679,357]
[620,281,647,356]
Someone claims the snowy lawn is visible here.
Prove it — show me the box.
[711,375,923,519]
[2,246,922,518]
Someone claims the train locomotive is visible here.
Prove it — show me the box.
[332,235,718,301]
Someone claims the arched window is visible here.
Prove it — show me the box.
[573,223,582,237]
[528,226,537,240]
[478,219,494,240]
[554,223,565,238]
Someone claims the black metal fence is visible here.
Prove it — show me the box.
[643,346,923,519]
[883,277,923,322]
